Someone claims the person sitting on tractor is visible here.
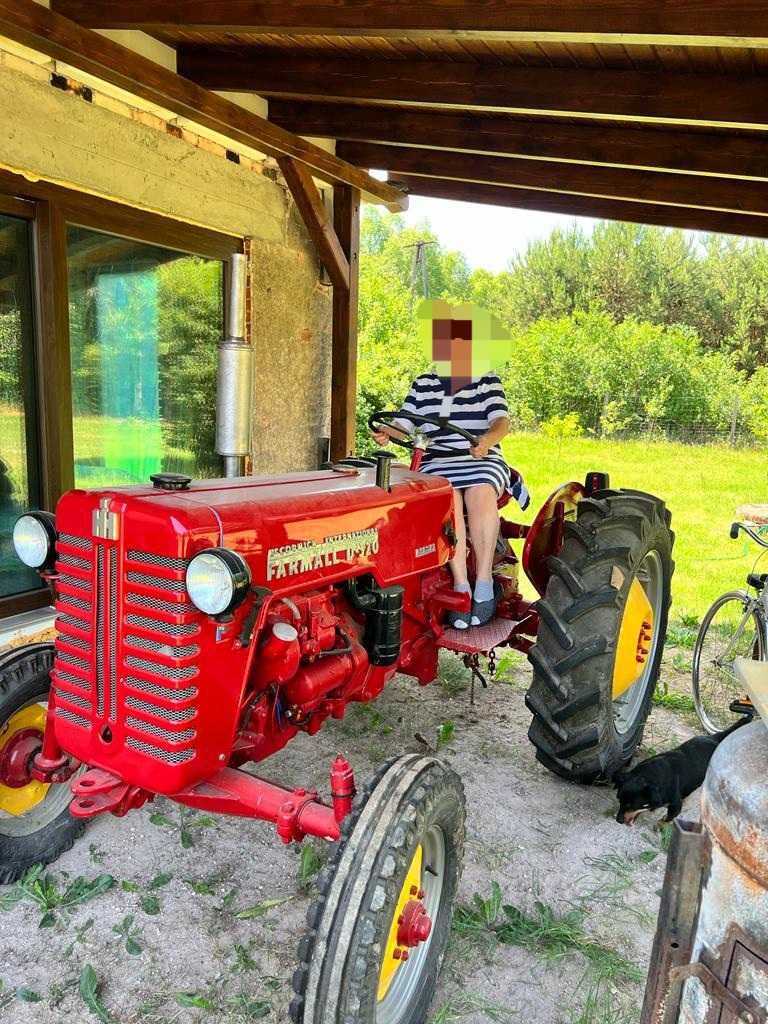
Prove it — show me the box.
[372,302,529,630]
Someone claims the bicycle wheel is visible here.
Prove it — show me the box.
[692,590,764,734]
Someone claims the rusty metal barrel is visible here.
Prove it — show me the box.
[641,721,768,1024]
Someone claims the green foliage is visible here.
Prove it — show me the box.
[506,430,765,620]
[234,896,291,920]
[298,842,326,890]
[357,210,768,445]
[79,964,110,1023]
[540,412,583,442]
[0,866,114,927]
[112,914,143,955]
[454,882,642,983]
[436,720,456,749]
[501,310,741,436]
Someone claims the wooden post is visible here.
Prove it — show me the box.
[330,184,360,461]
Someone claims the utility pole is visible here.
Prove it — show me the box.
[404,239,435,298]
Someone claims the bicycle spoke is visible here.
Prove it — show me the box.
[694,594,762,733]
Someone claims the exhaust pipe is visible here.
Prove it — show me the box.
[216,253,252,477]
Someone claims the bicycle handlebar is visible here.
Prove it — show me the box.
[731,521,768,548]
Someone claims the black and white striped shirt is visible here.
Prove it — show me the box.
[393,373,529,506]
[395,372,510,454]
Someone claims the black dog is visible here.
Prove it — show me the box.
[613,717,749,825]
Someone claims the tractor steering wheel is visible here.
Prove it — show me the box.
[369,410,479,457]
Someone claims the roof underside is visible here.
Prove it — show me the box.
[50,2,768,237]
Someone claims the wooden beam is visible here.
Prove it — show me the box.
[337,140,768,218]
[179,50,768,130]
[49,1,768,47]
[330,185,360,462]
[277,156,349,290]
[270,101,768,183]
[390,174,768,241]
[0,0,407,210]
[33,199,75,506]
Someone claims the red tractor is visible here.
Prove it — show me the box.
[0,412,673,1024]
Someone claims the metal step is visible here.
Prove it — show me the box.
[437,616,516,656]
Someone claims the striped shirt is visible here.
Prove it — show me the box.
[394,373,530,508]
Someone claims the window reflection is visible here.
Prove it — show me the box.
[67,227,224,487]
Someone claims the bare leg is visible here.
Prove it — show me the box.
[449,488,469,588]
[464,484,500,583]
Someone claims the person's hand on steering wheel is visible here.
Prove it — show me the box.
[470,437,492,459]
[370,429,390,446]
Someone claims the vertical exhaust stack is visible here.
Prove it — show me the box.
[216,253,252,478]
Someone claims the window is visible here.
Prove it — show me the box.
[67,227,225,486]
[0,170,241,616]
[0,211,43,602]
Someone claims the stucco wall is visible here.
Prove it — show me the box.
[0,56,332,474]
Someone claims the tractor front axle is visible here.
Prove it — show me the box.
[69,755,356,845]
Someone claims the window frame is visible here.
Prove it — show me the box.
[0,169,242,618]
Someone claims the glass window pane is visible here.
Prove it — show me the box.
[0,213,42,600]
[66,227,224,487]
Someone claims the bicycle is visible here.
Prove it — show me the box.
[691,521,765,734]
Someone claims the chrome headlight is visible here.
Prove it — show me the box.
[12,512,56,569]
[185,548,250,616]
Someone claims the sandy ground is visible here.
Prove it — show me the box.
[0,647,700,1024]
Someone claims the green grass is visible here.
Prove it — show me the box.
[502,431,767,620]
[454,883,642,985]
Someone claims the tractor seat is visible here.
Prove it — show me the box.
[747,572,768,591]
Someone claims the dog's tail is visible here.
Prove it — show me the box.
[713,714,753,744]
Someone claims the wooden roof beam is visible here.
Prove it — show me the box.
[179,50,768,130]
[277,156,350,290]
[50,1,768,48]
[270,101,768,183]
[0,0,407,210]
[390,174,768,241]
[337,140,768,218]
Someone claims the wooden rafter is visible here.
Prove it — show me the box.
[178,50,768,129]
[336,141,768,218]
[390,174,768,241]
[0,0,407,210]
[49,1,768,47]
[277,157,350,290]
[270,101,768,183]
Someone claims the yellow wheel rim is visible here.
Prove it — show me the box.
[612,576,655,699]
[378,845,423,1002]
[0,704,49,816]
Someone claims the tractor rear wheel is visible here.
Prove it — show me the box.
[525,489,674,782]
[0,644,85,883]
[290,754,465,1024]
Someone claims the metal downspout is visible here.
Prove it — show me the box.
[216,253,252,477]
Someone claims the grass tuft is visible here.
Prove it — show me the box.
[454,883,642,984]
[438,652,470,698]
[298,841,326,890]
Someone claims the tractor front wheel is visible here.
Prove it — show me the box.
[0,644,85,883]
[290,754,465,1024]
[526,489,674,782]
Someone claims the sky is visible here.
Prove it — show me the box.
[400,194,599,272]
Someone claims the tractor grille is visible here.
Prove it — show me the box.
[54,532,202,770]
[54,533,96,724]
[121,548,200,764]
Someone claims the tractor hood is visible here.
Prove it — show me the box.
[54,465,455,593]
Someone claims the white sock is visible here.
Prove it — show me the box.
[474,578,494,603]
